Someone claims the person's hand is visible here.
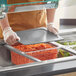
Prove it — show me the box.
[47,23,59,35]
[3,27,20,45]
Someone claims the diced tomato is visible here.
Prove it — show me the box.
[11,43,58,65]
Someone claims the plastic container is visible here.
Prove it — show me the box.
[11,43,58,65]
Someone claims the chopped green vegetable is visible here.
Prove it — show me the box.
[63,42,68,45]
[58,49,71,57]
[72,47,76,51]
[57,41,76,45]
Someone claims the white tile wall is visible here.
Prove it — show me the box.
[54,0,76,19]
[54,0,76,28]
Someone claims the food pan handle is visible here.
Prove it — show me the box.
[4,44,41,62]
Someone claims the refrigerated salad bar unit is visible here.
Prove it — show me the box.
[0,28,76,76]
[0,0,76,76]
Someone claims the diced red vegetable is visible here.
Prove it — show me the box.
[11,43,58,65]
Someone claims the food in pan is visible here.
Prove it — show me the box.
[57,41,76,45]
[11,43,58,65]
[72,46,76,51]
[58,49,71,58]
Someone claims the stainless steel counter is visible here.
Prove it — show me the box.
[60,25,76,30]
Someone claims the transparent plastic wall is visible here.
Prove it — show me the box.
[0,0,59,13]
